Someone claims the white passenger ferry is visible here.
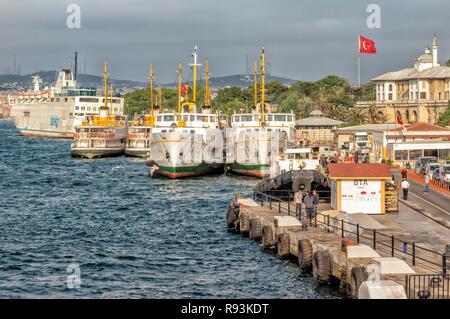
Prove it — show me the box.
[228,48,295,178]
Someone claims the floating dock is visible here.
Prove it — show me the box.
[226,192,449,299]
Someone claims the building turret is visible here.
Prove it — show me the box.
[432,34,439,67]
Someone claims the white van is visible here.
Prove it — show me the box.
[438,164,450,183]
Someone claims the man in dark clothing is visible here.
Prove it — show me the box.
[303,191,315,225]
[312,190,320,216]
[401,168,407,180]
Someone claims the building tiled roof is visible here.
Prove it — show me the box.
[295,116,343,127]
[328,163,392,179]
[336,123,401,132]
[372,66,450,81]
[389,122,450,132]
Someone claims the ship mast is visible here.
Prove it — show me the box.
[177,64,184,127]
[109,84,113,115]
[205,57,211,107]
[150,64,154,115]
[158,85,162,108]
[148,64,156,126]
[189,46,202,106]
[260,47,266,125]
[103,59,108,111]
[253,61,258,108]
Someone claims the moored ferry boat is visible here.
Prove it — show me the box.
[71,61,127,158]
[228,48,295,178]
[125,66,161,158]
[9,54,124,139]
[146,47,225,178]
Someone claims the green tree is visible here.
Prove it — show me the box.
[279,92,299,113]
[437,101,450,126]
[220,100,247,116]
[446,58,450,67]
[346,107,367,125]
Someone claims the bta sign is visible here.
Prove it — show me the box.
[341,179,382,214]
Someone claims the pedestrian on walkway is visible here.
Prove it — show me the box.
[294,190,303,218]
[424,174,430,193]
[312,190,320,216]
[401,168,407,180]
[401,178,410,200]
[303,191,315,225]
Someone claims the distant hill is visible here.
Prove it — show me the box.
[0,71,144,91]
[164,74,296,88]
[0,71,296,91]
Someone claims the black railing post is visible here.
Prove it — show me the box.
[341,219,344,238]
[314,214,317,228]
[278,201,281,214]
[391,236,395,257]
[356,224,360,243]
[269,197,272,210]
[443,253,447,275]
[327,215,330,233]
[373,229,377,250]
[288,195,291,216]
[412,242,416,266]
[253,190,255,201]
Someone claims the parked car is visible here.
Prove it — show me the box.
[425,162,441,179]
[438,164,450,183]
[414,156,438,174]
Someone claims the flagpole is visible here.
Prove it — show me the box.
[358,35,361,87]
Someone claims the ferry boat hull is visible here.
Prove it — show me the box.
[124,148,148,158]
[154,164,221,179]
[147,130,224,179]
[71,147,125,159]
[229,163,270,178]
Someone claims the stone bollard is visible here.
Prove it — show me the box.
[239,212,250,234]
[249,218,262,240]
[277,233,290,258]
[261,226,274,248]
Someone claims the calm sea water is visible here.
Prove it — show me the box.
[0,120,337,298]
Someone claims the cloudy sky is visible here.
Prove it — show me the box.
[0,0,449,84]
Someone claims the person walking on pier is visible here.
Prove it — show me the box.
[303,191,315,225]
[312,190,319,216]
[294,190,303,218]
[401,178,410,200]
[401,168,407,180]
[424,174,430,193]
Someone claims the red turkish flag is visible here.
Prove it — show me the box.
[181,85,188,95]
[396,115,404,125]
[359,35,377,54]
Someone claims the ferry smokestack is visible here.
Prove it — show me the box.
[74,51,78,81]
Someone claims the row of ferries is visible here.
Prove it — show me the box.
[10,47,297,179]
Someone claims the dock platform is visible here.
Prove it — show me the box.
[226,192,449,299]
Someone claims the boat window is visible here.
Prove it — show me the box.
[267,115,273,121]
[241,115,252,122]
[182,115,190,121]
[163,115,174,122]
[156,116,162,122]
[274,115,286,122]
[197,115,208,122]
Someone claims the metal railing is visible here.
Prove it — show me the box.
[405,274,449,299]
[253,190,447,275]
